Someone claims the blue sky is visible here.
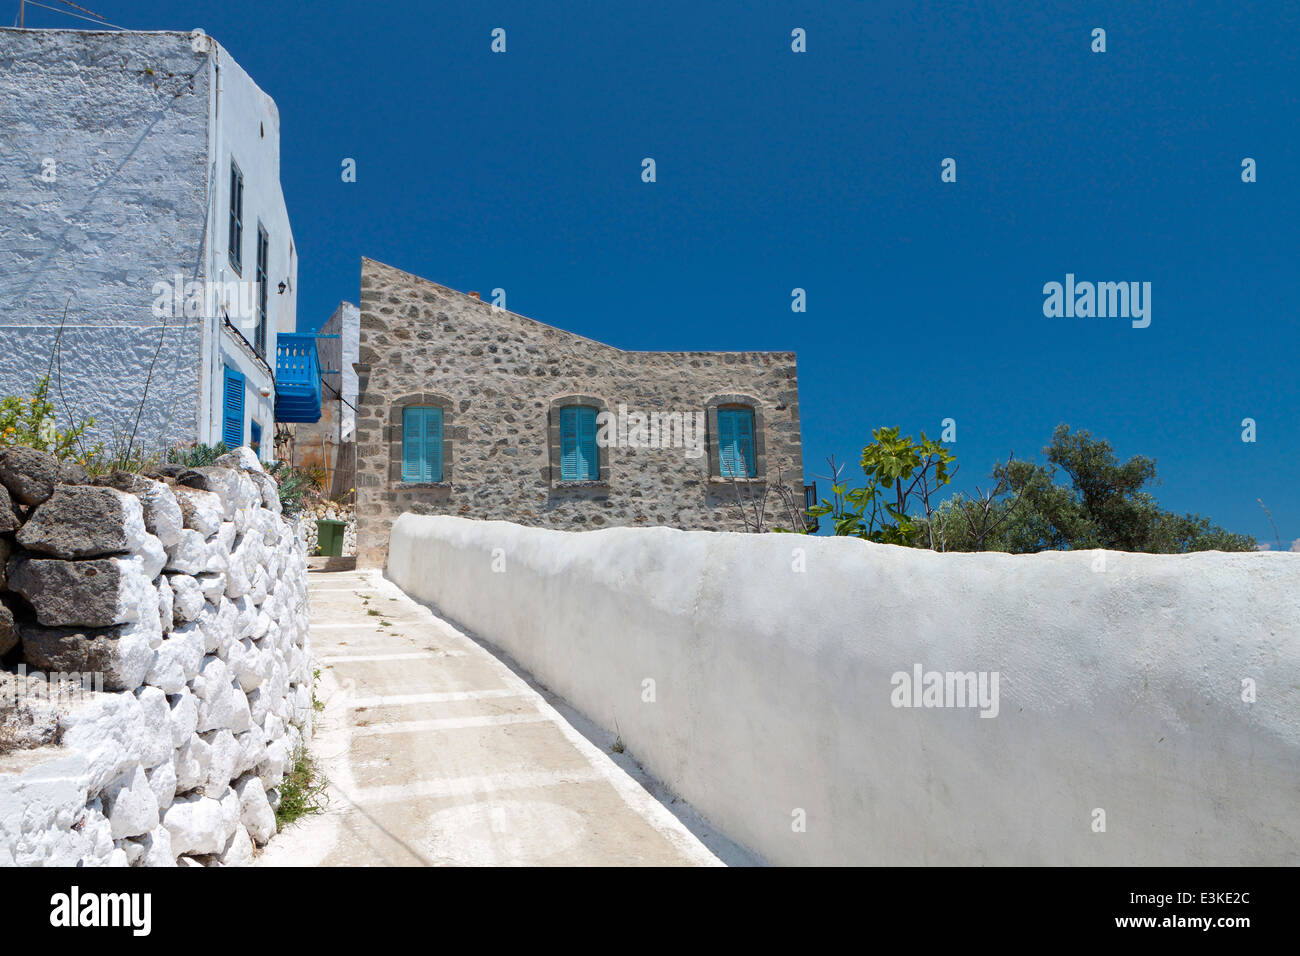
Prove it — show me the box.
[20,0,1298,544]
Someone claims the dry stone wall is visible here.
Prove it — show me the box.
[0,445,312,866]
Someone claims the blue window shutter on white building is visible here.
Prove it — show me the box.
[222,367,244,448]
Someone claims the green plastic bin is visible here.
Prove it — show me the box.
[316,519,346,557]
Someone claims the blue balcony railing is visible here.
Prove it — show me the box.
[274,333,322,423]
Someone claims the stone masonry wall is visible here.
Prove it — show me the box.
[0,445,312,866]
[0,29,212,450]
[355,258,805,567]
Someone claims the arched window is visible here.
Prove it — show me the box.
[402,405,443,482]
[560,405,599,481]
[716,405,757,478]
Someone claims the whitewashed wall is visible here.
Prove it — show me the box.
[0,28,296,460]
[388,515,1300,866]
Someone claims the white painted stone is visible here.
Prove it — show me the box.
[193,656,237,732]
[197,598,238,656]
[146,621,205,693]
[165,528,208,574]
[0,753,91,866]
[163,793,235,857]
[147,760,177,812]
[202,729,239,794]
[136,478,184,550]
[59,692,166,795]
[139,824,176,867]
[167,687,200,748]
[173,733,211,795]
[196,571,227,604]
[156,574,174,633]
[233,729,267,778]
[168,573,205,623]
[133,686,173,768]
[174,487,223,537]
[234,773,276,846]
[101,764,159,840]
[223,446,264,473]
[218,823,254,866]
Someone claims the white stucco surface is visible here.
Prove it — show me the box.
[388,515,1300,865]
[0,28,295,457]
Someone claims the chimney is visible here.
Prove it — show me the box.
[467,291,480,300]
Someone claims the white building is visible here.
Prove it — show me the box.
[0,27,311,461]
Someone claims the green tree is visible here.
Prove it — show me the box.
[919,425,1255,553]
[808,426,956,545]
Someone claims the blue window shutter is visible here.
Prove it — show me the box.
[222,368,244,448]
[425,407,443,482]
[718,408,739,477]
[577,407,598,479]
[735,409,756,477]
[402,407,424,481]
[560,407,579,480]
[250,420,262,456]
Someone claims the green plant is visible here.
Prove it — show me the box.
[916,425,1256,553]
[807,426,956,545]
[166,441,231,467]
[267,460,323,516]
[0,375,98,460]
[275,750,327,829]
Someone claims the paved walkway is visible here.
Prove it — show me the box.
[257,569,744,866]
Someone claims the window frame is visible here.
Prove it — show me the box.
[559,405,600,481]
[705,396,767,481]
[228,160,244,275]
[387,394,454,486]
[255,222,269,356]
[401,405,444,483]
[548,395,610,486]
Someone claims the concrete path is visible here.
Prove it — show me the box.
[257,569,749,866]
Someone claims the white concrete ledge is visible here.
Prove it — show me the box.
[388,514,1300,866]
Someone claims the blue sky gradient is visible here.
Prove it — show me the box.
[18,0,1298,543]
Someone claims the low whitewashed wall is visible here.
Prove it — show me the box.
[0,447,312,866]
[389,515,1300,866]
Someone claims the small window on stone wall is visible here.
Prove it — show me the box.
[717,406,757,477]
[402,406,443,482]
[548,395,609,485]
[706,395,766,480]
[560,406,599,481]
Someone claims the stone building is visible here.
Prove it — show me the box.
[355,259,808,568]
[0,28,310,460]
[286,302,359,498]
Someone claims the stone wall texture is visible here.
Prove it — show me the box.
[0,445,312,866]
[355,258,805,568]
[0,29,212,451]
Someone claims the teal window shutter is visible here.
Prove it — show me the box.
[222,367,244,448]
[425,407,443,481]
[402,406,424,481]
[718,407,756,477]
[561,406,598,480]
[403,406,443,482]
